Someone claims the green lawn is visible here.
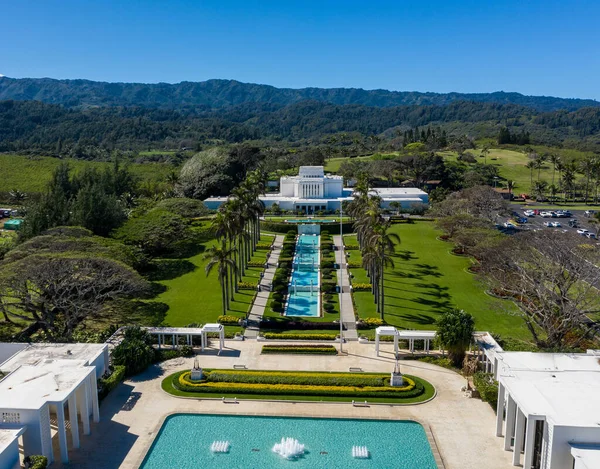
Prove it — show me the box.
[155,235,274,327]
[346,222,529,339]
[0,154,174,193]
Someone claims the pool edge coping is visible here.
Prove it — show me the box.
[136,409,445,469]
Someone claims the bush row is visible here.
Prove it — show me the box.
[352,283,372,291]
[98,365,126,400]
[263,332,338,341]
[238,281,258,290]
[176,373,424,398]
[256,242,273,249]
[260,320,341,330]
[261,345,338,355]
[218,315,241,325]
[356,317,385,329]
[247,261,265,267]
[204,369,388,386]
[24,455,48,469]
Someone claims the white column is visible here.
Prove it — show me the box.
[393,334,398,355]
[40,404,54,464]
[90,374,100,423]
[496,382,506,436]
[78,383,90,435]
[523,417,536,469]
[219,329,224,353]
[504,394,517,451]
[68,394,80,449]
[57,403,69,463]
[512,408,525,466]
[375,333,380,356]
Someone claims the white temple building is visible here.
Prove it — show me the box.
[204,166,429,213]
[0,343,108,466]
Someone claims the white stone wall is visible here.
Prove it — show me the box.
[0,437,20,469]
[549,425,600,469]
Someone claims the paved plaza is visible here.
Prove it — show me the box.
[52,341,514,469]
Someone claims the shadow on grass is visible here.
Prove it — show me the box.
[395,250,417,261]
[146,259,197,281]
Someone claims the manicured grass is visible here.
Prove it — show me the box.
[0,154,175,194]
[161,370,435,404]
[155,235,274,326]
[346,222,529,339]
[324,155,373,172]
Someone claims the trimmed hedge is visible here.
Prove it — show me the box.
[262,345,338,355]
[218,315,241,325]
[98,365,126,400]
[263,333,337,340]
[256,242,273,249]
[259,320,341,330]
[357,317,385,329]
[176,371,423,398]
[247,261,265,267]
[238,281,258,290]
[352,283,372,291]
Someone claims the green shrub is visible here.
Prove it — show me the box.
[256,242,273,249]
[323,303,335,312]
[273,284,287,293]
[98,365,126,400]
[352,283,372,291]
[357,317,384,328]
[271,300,283,312]
[218,315,241,325]
[112,326,156,376]
[24,455,48,469]
[262,345,338,355]
[155,197,209,218]
[321,259,334,269]
[272,292,284,302]
[237,281,257,290]
[323,293,333,302]
[247,261,265,267]
[205,369,388,387]
[347,261,361,268]
[263,333,337,341]
[473,372,499,409]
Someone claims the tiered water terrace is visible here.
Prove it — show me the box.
[284,230,320,317]
[140,414,437,469]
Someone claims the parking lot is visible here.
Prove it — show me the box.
[499,206,598,238]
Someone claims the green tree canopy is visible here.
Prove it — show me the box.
[436,309,475,367]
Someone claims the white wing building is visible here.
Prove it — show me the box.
[204,166,429,213]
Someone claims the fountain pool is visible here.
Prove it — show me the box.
[140,414,437,469]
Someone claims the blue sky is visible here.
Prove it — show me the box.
[1,0,599,99]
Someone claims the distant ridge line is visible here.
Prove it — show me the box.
[0,76,598,112]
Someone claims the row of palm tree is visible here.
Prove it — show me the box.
[524,152,600,203]
[347,174,400,320]
[204,169,267,315]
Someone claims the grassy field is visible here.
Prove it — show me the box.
[0,154,174,193]
[345,222,529,340]
[155,235,275,327]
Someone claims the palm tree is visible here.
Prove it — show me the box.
[505,180,515,197]
[549,154,561,190]
[369,221,400,319]
[204,241,237,315]
[480,146,490,165]
[532,180,548,201]
[525,161,536,189]
[579,156,598,205]
[535,154,548,181]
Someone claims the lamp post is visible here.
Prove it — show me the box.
[339,202,344,354]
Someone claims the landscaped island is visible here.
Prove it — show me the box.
[162,368,435,403]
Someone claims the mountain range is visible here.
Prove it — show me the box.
[1,77,598,112]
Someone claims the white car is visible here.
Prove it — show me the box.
[551,222,561,228]
[540,211,552,218]
[523,210,535,217]
[577,229,590,235]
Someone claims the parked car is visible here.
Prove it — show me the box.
[504,222,518,229]
[551,221,562,227]
[584,210,595,218]
[586,232,597,239]
[540,211,552,218]
[523,210,535,217]
[577,229,590,235]
[543,222,553,227]
[516,217,528,224]
[568,219,579,228]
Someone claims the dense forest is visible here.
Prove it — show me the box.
[2,99,600,156]
[1,77,599,112]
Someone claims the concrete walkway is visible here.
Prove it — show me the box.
[52,341,514,469]
[244,235,284,338]
[334,235,358,340]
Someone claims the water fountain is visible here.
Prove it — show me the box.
[310,279,314,296]
[352,446,370,458]
[272,437,305,459]
[293,280,297,295]
[210,441,230,453]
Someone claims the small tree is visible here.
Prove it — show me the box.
[436,309,475,367]
[111,326,156,376]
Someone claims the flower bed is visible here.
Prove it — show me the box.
[174,370,424,398]
[352,283,372,292]
[262,345,338,355]
[218,315,241,325]
[262,332,338,341]
[237,281,258,290]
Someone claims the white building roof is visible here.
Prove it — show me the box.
[0,343,107,374]
[571,444,600,469]
[370,187,428,196]
[498,353,600,427]
[0,361,94,410]
[0,428,25,453]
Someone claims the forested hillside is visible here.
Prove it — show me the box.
[2,99,600,155]
[1,77,598,112]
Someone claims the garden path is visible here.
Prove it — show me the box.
[334,235,358,340]
[244,235,284,338]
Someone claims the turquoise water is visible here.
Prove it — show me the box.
[140,414,437,469]
[285,234,320,317]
